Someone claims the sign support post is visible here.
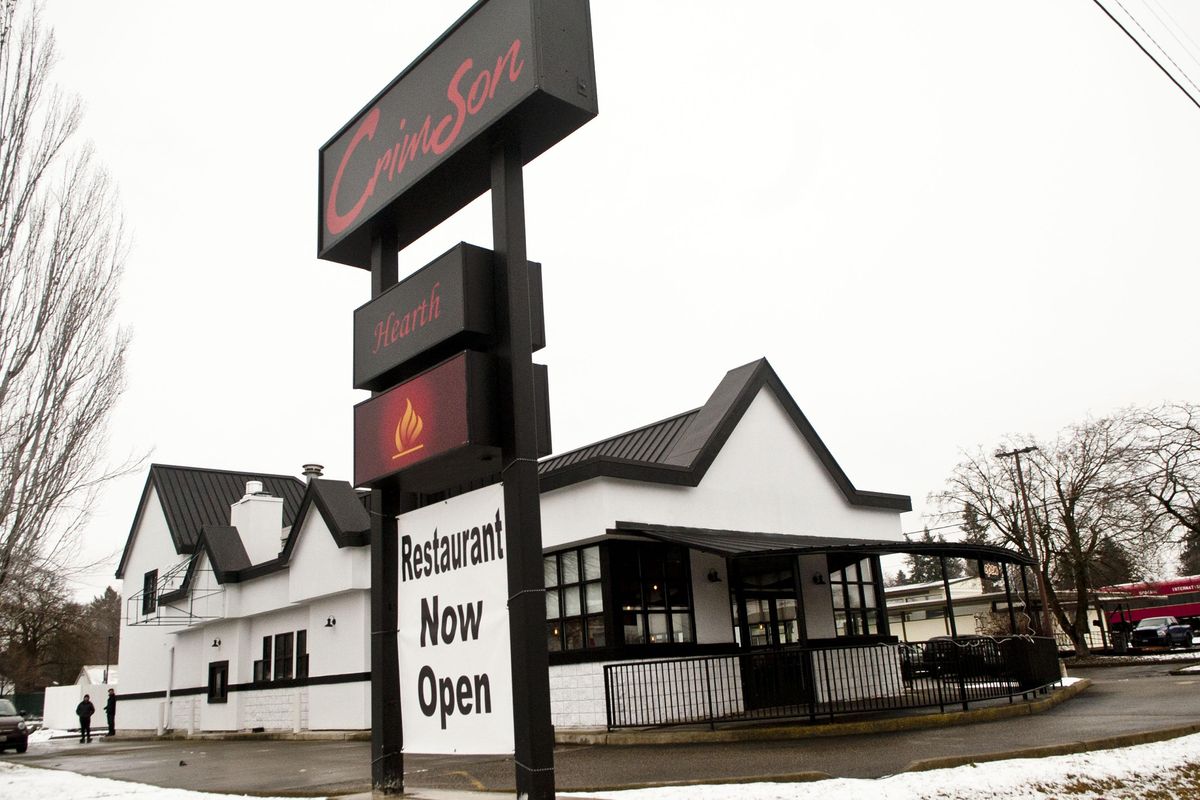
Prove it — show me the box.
[491,137,555,800]
[369,228,406,795]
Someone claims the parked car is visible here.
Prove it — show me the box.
[1131,616,1193,650]
[0,698,28,753]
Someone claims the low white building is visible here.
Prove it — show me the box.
[42,666,119,731]
[115,358,1033,735]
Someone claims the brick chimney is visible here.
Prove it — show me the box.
[230,480,284,564]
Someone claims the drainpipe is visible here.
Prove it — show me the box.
[166,646,175,733]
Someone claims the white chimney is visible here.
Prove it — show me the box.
[230,480,284,564]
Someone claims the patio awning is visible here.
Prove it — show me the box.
[610,521,1034,565]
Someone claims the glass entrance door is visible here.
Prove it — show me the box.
[743,595,800,647]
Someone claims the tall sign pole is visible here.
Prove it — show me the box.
[369,227,405,794]
[491,137,555,799]
[318,3,596,795]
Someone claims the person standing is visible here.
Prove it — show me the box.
[105,688,117,737]
[76,694,95,743]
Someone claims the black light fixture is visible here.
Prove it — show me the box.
[812,573,826,585]
[325,616,336,628]
[211,638,221,648]
[706,568,722,583]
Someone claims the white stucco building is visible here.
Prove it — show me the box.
[116,358,1033,735]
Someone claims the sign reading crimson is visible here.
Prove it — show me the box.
[318,0,598,268]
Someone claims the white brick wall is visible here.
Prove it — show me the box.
[552,645,907,728]
[550,656,744,729]
[548,661,608,728]
[811,644,905,704]
[239,687,309,731]
[170,696,199,731]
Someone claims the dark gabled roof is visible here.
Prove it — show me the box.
[538,409,701,474]
[282,479,371,553]
[613,522,1034,565]
[538,358,912,511]
[116,464,307,578]
[144,477,372,595]
[197,526,253,581]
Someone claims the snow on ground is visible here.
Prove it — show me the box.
[0,760,319,800]
[27,728,66,743]
[563,732,1200,800]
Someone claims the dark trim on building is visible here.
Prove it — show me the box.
[113,671,371,702]
[611,522,1035,566]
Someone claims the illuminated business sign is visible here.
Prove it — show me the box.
[318,0,598,268]
[353,242,544,391]
[398,483,514,754]
[353,352,498,492]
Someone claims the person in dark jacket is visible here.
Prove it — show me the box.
[105,688,117,736]
[76,694,95,743]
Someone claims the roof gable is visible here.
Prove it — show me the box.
[283,479,371,554]
[150,477,372,596]
[538,359,911,511]
[116,464,306,578]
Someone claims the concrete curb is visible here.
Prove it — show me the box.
[902,721,1200,773]
[554,680,1090,747]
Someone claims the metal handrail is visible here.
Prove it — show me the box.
[603,635,1060,730]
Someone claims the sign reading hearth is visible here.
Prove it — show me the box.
[398,483,514,754]
[353,242,546,392]
[353,351,498,492]
[318,0,598,268]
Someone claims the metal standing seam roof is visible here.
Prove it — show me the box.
[116,464,308,578]
[152,465,307,551]
[612,522,1035,565]
[537,409,701,474]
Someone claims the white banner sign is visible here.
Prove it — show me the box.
[397,483,514,754]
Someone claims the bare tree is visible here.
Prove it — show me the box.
[0,0,134,593]
[934,414,1170,655]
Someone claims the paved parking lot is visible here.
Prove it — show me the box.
[5,663,1200,795]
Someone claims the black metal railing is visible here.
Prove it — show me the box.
[603,636,1060,730]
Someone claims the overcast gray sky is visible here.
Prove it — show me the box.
[35,1,1200,598]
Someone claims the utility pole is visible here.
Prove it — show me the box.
[995,446,1055,638]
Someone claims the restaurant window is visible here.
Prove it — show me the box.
[296,629,309,679]
[274,631,295,680]
[254,635,272,682]
[142,570,158,615]
[829,554,884,637]
[612,543,694,646]
[545,546,605,652]
[207,661,229,704]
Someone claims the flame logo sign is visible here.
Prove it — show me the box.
[392,398,425,459]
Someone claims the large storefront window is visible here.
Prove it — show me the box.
[612,544,694,645]
[545,546,605,652]
[829,554,884,637]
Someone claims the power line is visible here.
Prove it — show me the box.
[1143,0,1200,75]
[1092,0,1200,111]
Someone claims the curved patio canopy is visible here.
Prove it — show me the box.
[610,521,1034,566]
